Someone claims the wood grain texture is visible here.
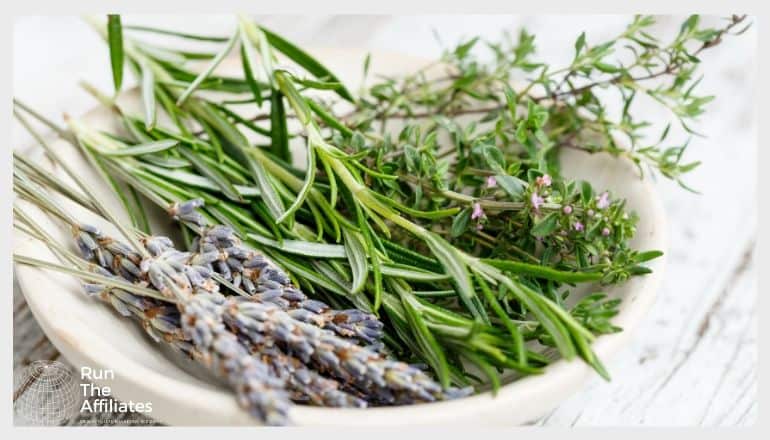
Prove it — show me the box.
[12,14,756,426]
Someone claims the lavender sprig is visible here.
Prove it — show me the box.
[190,221,384,345]
[180,291,290,424]
[77,225,293,424]
[139,224,461,405]
[169,198,384,346]
[15,162,370,413]
[251,345,366,408]
[88,231,364,410]
[224,297,471,405]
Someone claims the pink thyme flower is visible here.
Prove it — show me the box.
[476,223,484,231]
[563,205,573,215]
[597,192,610,209]
[573,221,584,232]
[530,193,544,212]
[486,176,497,188]
[471,202,485,220]
[602,227,611,236]
[536,174,552,187]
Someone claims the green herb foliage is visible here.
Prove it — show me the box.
[57,14,746,391]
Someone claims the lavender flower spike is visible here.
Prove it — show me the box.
[181,292,291,425]
[225,297,471,405]
[192,224,385,345]
[76,225,292,424]
[256,345,366,408]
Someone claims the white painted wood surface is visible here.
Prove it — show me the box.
[12,14,757,426]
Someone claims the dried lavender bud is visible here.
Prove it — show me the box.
[168,199,206,226]
[193,224,385,345]
[74,224,365,419]
[251,345,366,408]
[181,292,290,425]
[224,298,468,405]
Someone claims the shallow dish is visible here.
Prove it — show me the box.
[14,47,667,426]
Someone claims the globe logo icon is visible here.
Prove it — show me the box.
[13,360,82,426]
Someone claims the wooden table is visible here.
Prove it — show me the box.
[12,14,757,426]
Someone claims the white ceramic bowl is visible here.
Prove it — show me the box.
[13,48,667,426]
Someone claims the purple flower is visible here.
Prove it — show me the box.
[536,174,552,187]
[597,192,610,209]
[475,223,484,231]
[471,203,485,220]
[562,205,573,215]
[486,176,497,188]
[530,193,544,212]
[573,221,584,232]
[602,227,611,236]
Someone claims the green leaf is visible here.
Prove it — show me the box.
[400,293,450,388]
[107,15,124,92]
[213,103,271,137]
[500,276,577,360]
[454,37,479,59]
[450,208,471,238]
[594,61,620,73]
[269,90,291,162]
[127,186,151,234]
[250,156,286,221]
[291,76,344,91]
[480,258,602,283]
[342,228,368,294]
[137,44,187,65]
[496,174,526,199]
[139,60,156,130]
[177,146,244,202]
[372,192,459,219]
[476,275,525,365]
[188,101,283,214]
[140,163,220,192]
[122,25,228,42]
[475,142,505,173]
[634,250,664,263]
[259,25,354,102]
[307,99,353,138]
[503,84,518,121]
[679,15,700,36]
[531,212,560,237]
[355,203,382,310]
[239,29,264,106]
[276,139,315,224]
[274,71,311,125]
[100,139,179,157]
[176,30,239,106]
[380,264,450,282]
[581,180,593,204]
[629,265,653,275]
[423,233,486,322]
[574,31,587,58]
[362,53,371,79]
[247,234,346,258]
[515,120,528,144]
